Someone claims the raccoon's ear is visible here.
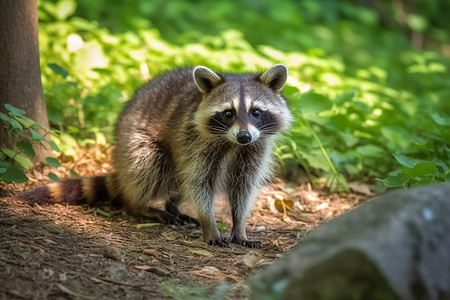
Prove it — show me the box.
[259,64,288,93]
[193,66,222,94]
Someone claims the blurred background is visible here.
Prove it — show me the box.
[36,0,450,190]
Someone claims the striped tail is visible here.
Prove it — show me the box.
[15,173,121,206]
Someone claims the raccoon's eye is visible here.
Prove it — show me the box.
[223,110,233,119]
[251,109,262,118]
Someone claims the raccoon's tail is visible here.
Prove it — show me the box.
[15,173,121,206]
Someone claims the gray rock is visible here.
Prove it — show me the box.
[252,183,450,300]
[104,262,128,281]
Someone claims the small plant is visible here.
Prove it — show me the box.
[0,104,70,185]
[377,154,449,188]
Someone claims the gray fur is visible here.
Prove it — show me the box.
[113,65,292,247]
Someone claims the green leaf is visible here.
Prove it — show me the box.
[92,68,113,75]
[356,145,385,158]
[411,178,437,187]
[1,148,15,158]
[47,140,61,152]
[29,128,45,141]
[15,116,39,129]
[216,222,228,232]
[0,112,9,122]
[376,171,410,188]
[0,162,10,169]
[16,141,36,158]
[1,166,28,183]
[406,14,427,32]
[297,92,332,121]
[4,104,25,117]
[55,0,76,21]
[9,118,22,130]
[1,148,33,171]
[431,113,450,126]
[0,162,10,174]
[393,154,437,178]
[15,154,33,170]
[69,168,80,177]
[393,154,416,168]
[338,131,358,148]
[44,157,61,168]
[94,209,112,218]
[48,63,69,79]
[403,162,437,178]
[48,172,60,182]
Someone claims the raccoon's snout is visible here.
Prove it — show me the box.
[236,131,252,144]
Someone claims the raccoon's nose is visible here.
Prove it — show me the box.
[236,131,252,144]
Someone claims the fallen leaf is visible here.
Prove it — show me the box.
[188,249,213,257]
[43,238,57,245]
[134,265,152,271]
[42,268,54,279]
[103,246,123,261]
[315,202,329,211]
[254,225,266,232]
[131,223,160,229]
[282,215,292,222]
[349,182,372,195]
[275,199,294,212]
[161,231,183,240]
[296,215,315,223]
[56,284,77,296]
[191,266,240,282]
[243,251,262,268]
[142,249,162,258]
[269,198,294,214]
[43,224,65,234]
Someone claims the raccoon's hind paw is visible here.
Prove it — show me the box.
[176,214,200,226]
[207,238,229,248]
[231,237,263,249]
[140,208,183,225]
[165,200,200,226]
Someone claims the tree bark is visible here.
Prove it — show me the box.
[0,0,51,161]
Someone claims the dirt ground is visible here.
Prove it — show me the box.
[0,146,372,299]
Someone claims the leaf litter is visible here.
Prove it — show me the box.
[0,145,371,299]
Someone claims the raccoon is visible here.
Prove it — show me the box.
[16,64,292,248]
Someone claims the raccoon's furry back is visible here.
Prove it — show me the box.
[112,68,205,209]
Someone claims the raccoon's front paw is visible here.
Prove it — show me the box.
[231,237,263,249]
[207,238,229,248]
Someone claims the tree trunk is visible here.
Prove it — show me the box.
[0,0,51,161]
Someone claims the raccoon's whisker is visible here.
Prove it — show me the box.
[258,122,277,131]
[207,124,227,130]
[204,132,229,144]
[207,126,228,134]
[258,125,278,135]
[211,117,229,130]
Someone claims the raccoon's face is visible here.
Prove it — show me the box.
[193,64,292,145]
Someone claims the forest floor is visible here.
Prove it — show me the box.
[0,145,374,299]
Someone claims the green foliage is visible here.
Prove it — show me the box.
[36,0,450,190]
[0,104,47,183]
[0,104,74,184]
